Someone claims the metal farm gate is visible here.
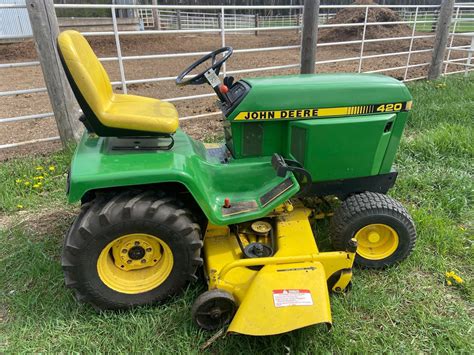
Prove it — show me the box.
[0,1,473,153]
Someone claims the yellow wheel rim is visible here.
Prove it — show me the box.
[97,233,173,294]
[354,224,399,260]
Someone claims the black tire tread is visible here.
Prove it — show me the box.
[62,190,202,310]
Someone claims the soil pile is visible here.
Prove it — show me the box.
[319,0,413,43]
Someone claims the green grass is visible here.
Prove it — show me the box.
[412,13,474,33]
[1,75,473,353]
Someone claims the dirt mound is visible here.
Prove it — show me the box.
[319,0,412,42]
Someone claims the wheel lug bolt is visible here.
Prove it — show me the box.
[127,260,132,264]
[146,248,152,252]
[141,259,146,263]
[121,249,127,253]
[134,241,140,246]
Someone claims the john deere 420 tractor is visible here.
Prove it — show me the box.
[58,30,416,336]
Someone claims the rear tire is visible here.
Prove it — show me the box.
[62,190,203,310]
[329,192,416,269]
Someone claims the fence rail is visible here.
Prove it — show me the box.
[1,2,473,151]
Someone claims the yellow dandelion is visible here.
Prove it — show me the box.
[17,204,23,209]
[33,176,44,180]
[48,165,55,171]
[36,166,44,171]
[447,280,452,286]
[24,181,30,186]
[15,179,22,183]
[445,271,464,285]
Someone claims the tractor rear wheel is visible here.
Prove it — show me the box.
[329,192,416,269]
[62,190,203,310]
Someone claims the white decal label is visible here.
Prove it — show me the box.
[204,69,221,87]
[272,289,313,308]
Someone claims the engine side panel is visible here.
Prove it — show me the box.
[225,74,412,181]
[289,113,395,181]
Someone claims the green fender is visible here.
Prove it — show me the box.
[68,130,299,226]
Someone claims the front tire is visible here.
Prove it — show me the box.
[329,192,416,269]
[62,190,203,310]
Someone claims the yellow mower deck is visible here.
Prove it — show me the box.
[203,202,356,336]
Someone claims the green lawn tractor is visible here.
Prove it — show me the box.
[58,30,416,336]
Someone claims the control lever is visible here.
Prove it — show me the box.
[271,153,312,196]
[204,69,231,105]
[223,76,234,88]
[271,154,289,178]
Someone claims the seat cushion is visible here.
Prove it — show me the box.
[102,94,179,134]
[58,30,179,135]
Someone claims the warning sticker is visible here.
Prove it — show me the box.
[204,69,221,88]
[272,289,313,308]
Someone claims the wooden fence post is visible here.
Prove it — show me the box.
[296,11,300,34]
[428,0,455,80]
[26,0,82,144]
[431,9,439,32]
[254,13,259,36]
[300,0,320,74]
[176,9,182,30]
[152,0,160,30]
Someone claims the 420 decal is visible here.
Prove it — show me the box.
[376,103,403,112]
[233,101,412,121]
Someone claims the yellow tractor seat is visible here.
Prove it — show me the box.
[57,30,179,137]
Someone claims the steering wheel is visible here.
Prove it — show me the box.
[176,47,233,86]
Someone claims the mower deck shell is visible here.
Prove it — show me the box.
[203,204,355,335]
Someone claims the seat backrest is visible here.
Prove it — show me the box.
[58,30,113,131]
[58,30,113,113]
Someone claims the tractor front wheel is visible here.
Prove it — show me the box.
[62,190,203,310]
[329,192,416,269]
